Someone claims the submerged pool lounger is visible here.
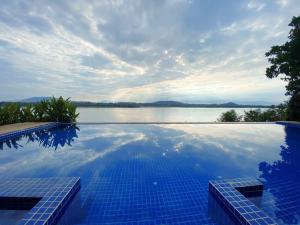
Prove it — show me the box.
[0,177,80,225]
[209,177,276,225]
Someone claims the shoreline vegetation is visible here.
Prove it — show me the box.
[218,104,287,122]
[0,97,78,125]
[0,99,271,108]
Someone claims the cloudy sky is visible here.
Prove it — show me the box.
[0,0,299,104]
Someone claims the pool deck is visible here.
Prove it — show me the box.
[0,122,51,135]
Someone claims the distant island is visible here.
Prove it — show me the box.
[0,97,271,108]
[71,101,270,108]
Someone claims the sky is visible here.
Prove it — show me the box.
[0,0,299,104]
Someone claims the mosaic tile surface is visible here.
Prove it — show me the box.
[209,178,276,225]
[0,124,299,225]
[0,177,80,225]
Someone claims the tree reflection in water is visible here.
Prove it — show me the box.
[0,124,79,150]
[259,125,300,224]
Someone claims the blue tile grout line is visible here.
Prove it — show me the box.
[209,177,277,225]
[0,177,80,225]
[0,123,60,142]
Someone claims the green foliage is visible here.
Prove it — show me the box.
[46,97,79,123]
[287,89,300,121]
[265,16,300,96]
[243,109,263,122]
[266,103,288,121]
[0,97,78,125]
[20,104,35,122]
[33,100,49,122]
[244,107,287,122]
[0,103,21,125]
[219,104,287,122]
[217,110,242,122]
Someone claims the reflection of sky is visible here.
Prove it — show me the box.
[156,124,285,177]
[0,124,285,179]
[0,124,296,224]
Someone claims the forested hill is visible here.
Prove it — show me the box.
[0,99,270,108]
[72,101,270,108]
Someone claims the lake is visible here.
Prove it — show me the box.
[77,107,262,123]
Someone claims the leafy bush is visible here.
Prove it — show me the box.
[218,104,287,122]
[244,104,287,122]
[33,100,49,122]
[0,97,78,125]
[217,110,242,122]
[243,109,263,122]
[20,104,35,122]
[0,103,21,125]
[46,97,79,123]
[262,105,287,121]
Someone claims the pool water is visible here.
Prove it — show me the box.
[0,210,28,224]
[0,124,299,225]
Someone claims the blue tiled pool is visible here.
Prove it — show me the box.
[0,123,299,225]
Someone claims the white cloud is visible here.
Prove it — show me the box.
[276,0,290,7]
[247,0,265,11]
[0,0,299,103]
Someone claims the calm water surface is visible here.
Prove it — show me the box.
[77,107,261,122]
[0,124,299,224]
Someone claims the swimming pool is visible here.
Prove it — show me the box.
[0,123,299,224]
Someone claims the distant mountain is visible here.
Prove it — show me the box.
[151,101,185,106]
[20,97,51,103]
[1,97,270,108]
[72,101,270,108]
[219,102,239,107]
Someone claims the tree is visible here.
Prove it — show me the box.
[286,87,300,121]
[244,109,263,122]
[265,16,300,96]
[217,110,241,122]
[244,105,287,122]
